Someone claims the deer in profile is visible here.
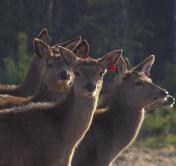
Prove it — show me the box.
[0,36,90,109]
[72,55,171,166]
[0,28,82,97]
[0,44,122,166]
[124,57,175,110]
[98,57,175,111]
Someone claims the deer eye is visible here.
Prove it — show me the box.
[135,80,143,86]
[75,71,80,77]
[47,62,53,68]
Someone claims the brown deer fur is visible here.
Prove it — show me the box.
[72,55,169,166]
[0,46,122,166]
[0,38,89,109]
[0,29,82,97]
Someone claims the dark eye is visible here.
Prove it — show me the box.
[75,71,80,77]
[135,81,143,86]
[47,63,53,68]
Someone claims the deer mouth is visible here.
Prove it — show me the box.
[161,95,175,108]
[56,80,72,93]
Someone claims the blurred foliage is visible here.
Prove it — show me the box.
[160,63,176,97]
[138,107,176,149]
[3,32,31,84]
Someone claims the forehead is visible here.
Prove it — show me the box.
[76,59,101,71]
[127,72,152,82]
[48,53,62,61]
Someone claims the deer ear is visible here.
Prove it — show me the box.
[56,36,82,51]
[124,57,132,70]
[33,38,50,59]
[38,28,50,44]
[132,54,155,76]
[117,56,128,75]
[58,46,77,66]
[99,49,123,69]
[74,39,89,59]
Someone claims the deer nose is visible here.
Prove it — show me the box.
[167,95,175,105]
[84,83,96,92]
[159,90,168,98]
[59,71,70,80]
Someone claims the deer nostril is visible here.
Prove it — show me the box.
[84,83,96,92]
[159,90,168,97]
[59,71,70,80]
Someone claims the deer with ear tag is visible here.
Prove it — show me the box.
[99,56,175,110]
[72,55,170,166]
[0,46,122,166]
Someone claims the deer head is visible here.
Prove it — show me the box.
[59,46,122,98]
[114,55,168,109]
[33,37,88,93]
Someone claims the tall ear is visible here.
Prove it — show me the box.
[117,57,128,75]
[58,46,77,66]
[53,36,82,51]
[124,57,132,70]
[74,39,89,59]
[38,28,50,44]
[98,49,123,69]
[33,38,50,59]
[132,54,155,76]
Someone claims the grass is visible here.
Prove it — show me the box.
[137,106,176,149]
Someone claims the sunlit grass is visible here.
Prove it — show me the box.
[137,106,176,149]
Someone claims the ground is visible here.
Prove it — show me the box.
[113,146,176,166]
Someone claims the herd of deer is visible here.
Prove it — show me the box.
[0,28,174,166]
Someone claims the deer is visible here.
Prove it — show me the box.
[0,34,90,109]
[0,28,82,97]
[124,57,175,110]
[72,55,173,166]
[0,43,122,166]
[98,57,175,111]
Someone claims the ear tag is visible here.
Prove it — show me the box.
[107,57,118,72]
[108,64,118,72]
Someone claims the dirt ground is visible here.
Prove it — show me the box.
[113,146,176,166]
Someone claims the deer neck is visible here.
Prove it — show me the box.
[96,86,145,161]
[64,87,99,142]
[61,86,100,165]
[31,81,67,103]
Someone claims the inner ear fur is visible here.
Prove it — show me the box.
[33,38,50,59]
[116,56,128,75]
[58,46,77,66]
[74,39,89,58]
[38,28,50,45]
[99,49,123,69]
[132,54,155,75]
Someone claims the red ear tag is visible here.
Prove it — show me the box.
[83,54,89,59]
[108,64,118,72]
